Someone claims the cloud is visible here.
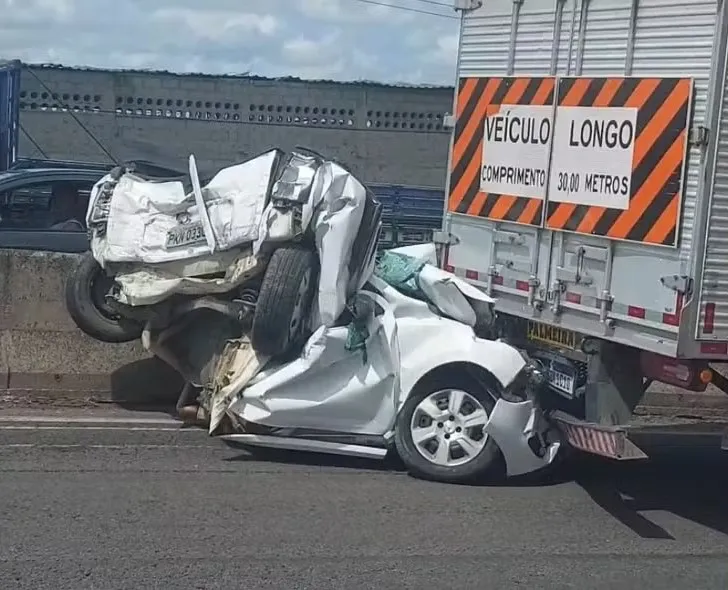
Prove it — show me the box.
[4,0,76,22]
[0,0,459,85]
[433,33,459,63]
[151,8,278,41]
[296,0,416,23]
[282,33,341,65]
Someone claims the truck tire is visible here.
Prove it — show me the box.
[251,245,318,357]
[395,373,502,484]
[65,252,143,343]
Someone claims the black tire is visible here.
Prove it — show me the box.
[394,372,503,484]
[251,245,318,357]
[64,252,143,343]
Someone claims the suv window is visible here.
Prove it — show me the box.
[0,179,94,232]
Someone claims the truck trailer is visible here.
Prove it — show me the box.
[440,0,728,457]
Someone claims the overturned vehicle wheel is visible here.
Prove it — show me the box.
[65,252,144,343]
[394,373,502,484]
[251,245,318,357]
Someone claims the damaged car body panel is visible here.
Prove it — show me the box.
[67,147,562,484]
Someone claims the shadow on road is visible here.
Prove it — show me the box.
[225,441,728,539]
[568,448,728,539]
[108,358,183,419]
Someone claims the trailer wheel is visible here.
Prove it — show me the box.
[65,252,143,343]
[251,245,318,357]
[395,373,502,484]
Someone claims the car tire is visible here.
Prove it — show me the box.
[65,251,143,343]
[251,245,318,357]
[394,372,503,484]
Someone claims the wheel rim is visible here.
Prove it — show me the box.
[89,271,120,321]
[410,389,489,467]
[288,267,311,341]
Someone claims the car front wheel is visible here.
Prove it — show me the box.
[394,373,502,484]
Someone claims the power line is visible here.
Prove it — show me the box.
[19,124,47,159]
[348,0,458,19]
[412,0,452,7]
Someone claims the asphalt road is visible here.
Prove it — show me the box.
[1,410,728,590]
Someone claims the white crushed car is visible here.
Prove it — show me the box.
[65,148,562,484]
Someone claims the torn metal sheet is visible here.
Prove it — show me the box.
[228,289,399,435]
[188,153,216,254]
[206,338,269,435]
[226,281,526,436]
[254,157,375,328]
[113,249,264,306]
[375,247,495,327]
[88,149,280,265]
[483,399,561,477]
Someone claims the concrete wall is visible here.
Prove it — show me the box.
[17,65,454,188]
[0,249,181,406]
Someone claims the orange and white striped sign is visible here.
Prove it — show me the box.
[448,76,692,246]
[448,76,556,227]
[545,77,692,247]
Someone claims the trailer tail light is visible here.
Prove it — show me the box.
[627,306,646,319]
[640,351,709,392]
[442,245,454,273]
[565,292,581,304]
[662,293,684,326]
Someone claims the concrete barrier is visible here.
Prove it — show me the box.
[0,249,725,417]
[0,249,182,406]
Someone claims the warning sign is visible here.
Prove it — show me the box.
[480,104,552,199]
[448,76,556,227]
[448,75,692,245]
[545,77,692,247]
[548,107,636,209]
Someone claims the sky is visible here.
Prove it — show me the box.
[2,0,460,85]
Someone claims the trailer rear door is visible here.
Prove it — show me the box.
[444,0,719,358]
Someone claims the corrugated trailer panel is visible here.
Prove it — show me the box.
[444,0,721,358]
[695,10,728,351]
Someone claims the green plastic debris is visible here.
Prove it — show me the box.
[373,250,426,299]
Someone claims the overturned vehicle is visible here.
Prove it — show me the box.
[65,148,562,484]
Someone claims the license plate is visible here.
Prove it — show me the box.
[527,321,579,350]
[548,368,575,396]
[165,223,205,248]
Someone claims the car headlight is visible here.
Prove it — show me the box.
[88,185,113,225]
[88,166,127,232]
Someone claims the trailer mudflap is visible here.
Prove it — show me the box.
[550,410,647,460]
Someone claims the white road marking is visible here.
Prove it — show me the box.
[1,443,212,449]
[0,415,181,425]
[0,426,191,431]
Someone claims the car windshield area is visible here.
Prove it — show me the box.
[0,179,94,231]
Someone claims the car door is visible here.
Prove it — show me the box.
[0,172,102,252]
